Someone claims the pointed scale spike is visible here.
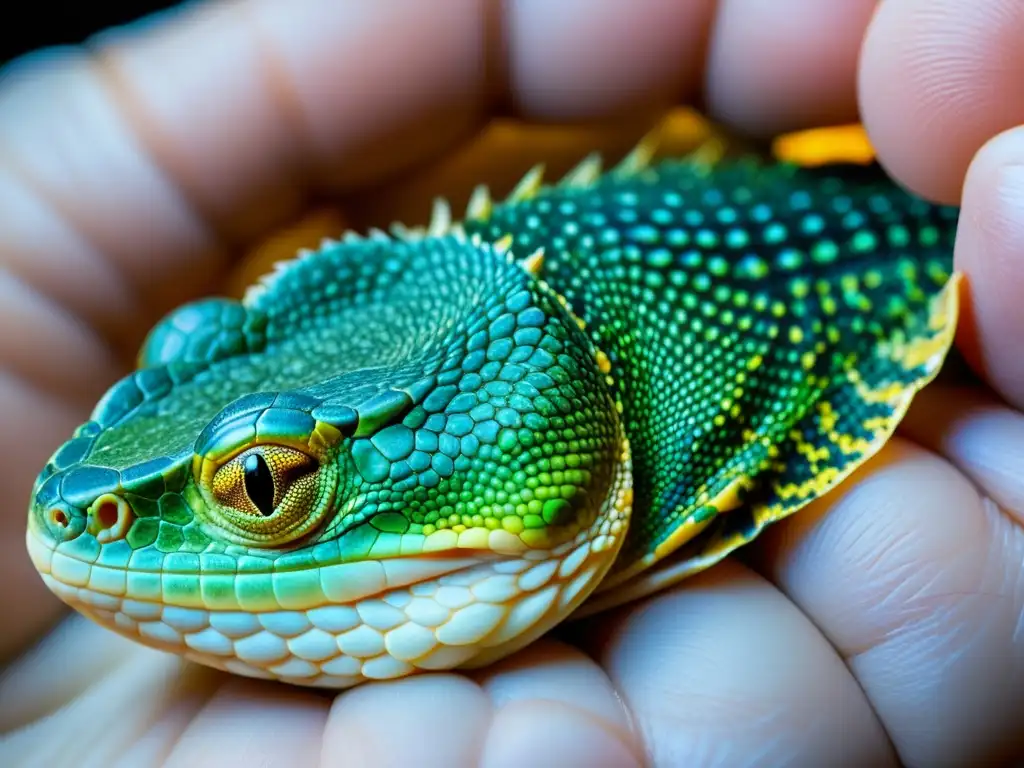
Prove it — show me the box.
[686,135,727,173]
[466,185,493,221]
[521,248,545,276]
[493,234,514,254]
[560,153,603,188]
[390,221,427,240]
[428,198,452,236]
[506,163,545,203]
[612,128,661,177]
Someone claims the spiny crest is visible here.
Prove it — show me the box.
[242,242,326,306]
[560,153,603,188]
[611,128,661,177]
[466,185,492,220]
[242,123,672,308]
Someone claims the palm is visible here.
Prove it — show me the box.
[2,2,1023,766]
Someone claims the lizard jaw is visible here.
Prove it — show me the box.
[26,455,631,688]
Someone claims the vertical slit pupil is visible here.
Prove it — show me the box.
[243,453,276,516]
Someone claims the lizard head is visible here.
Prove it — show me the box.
[26,233,632,687]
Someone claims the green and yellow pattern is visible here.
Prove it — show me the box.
[26,124,960,687]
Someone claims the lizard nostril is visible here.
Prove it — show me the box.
[48,508,69,529]
[88,494,133,543]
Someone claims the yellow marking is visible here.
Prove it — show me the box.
[493,234,514,254]
[817,402,838,433]
[309,421,343,454]
[521,248,545,276]
[772,124,876,166]
[595,349,612,375]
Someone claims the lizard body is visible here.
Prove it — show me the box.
[26,130,960,687]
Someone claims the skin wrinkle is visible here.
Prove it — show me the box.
[90,0,306,241]
[86,47,237,284]
[589,564,896,766]
[322,675,494,768]
[473,639,636,737]
[239,3,323,198]
[164,678,330,768]
[902,385,1024,521]
[0,265,121,408]
[759,438,1024,765]
[0,50,219,352]
[0,160,143,358]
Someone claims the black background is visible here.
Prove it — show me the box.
[2,3,179,64]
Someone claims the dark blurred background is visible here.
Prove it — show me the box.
[2,3,179,64]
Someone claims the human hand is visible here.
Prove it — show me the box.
[1,1,1022,765]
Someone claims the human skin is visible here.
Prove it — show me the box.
[0,0,1023,765]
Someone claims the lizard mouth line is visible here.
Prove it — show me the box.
[26,528,516,608]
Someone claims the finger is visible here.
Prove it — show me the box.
[0,0,488,353]
[0,615,138,732]
[163,678,329,768]
[754,438,1024,766]
[480,700,640,768]
[474,640,642,768]
[950,125,1024,410]
[503,0,716,120]
[704,0,876,136]
[320,640,643,768]
[901,383,1024,521]
[0,641,215,766]
[0,374,83,662]
[583,560,895,766]
[321,674,490,768]
[859,0,1024,204]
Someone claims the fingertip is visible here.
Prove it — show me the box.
[705,0,873,137]
[504,0,714,122]
[322,675,490,767]
[953,124,1024,410]
[589,562,893,766]
[859,0,1024,204]
[474,638,635,741]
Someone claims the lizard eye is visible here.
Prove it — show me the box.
[212,445,318,519]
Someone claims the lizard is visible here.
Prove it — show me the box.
[25,123,961,689]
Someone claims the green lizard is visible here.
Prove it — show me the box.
[25,128,960,688]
